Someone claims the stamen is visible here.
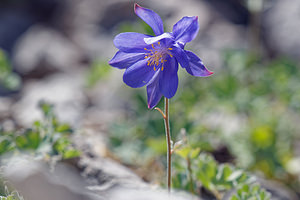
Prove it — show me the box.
[167,53,173,57]
[144,41,173,71]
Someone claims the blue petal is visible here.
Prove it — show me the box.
[123,58,156,88]
[114,32,152,53]
[170,44,189,69]
[147,71,162,109]
[109,51,145,69]
[185,51,213,77]
[134,3,164,36]
[159,57,179,98]
[173,16,199,44]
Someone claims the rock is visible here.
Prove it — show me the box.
[203,0,249,25]
[105,187,200,200]
[0,0,62,55]
[12,73,87,127]
[0,97,12,120]
[263,0,300,60]
[3,130,201,200]
[4,156,102,200]
[13,25,86,76]
[74,128,145,189]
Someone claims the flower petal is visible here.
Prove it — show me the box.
[185,50,213,77]
[114,32,152,53]
[170,44,189,69]
[134,3,164,36]
[144,32,173,45]
[147,71,162,109]
[159,57,179,98]
[123,58,156,88]
[109,51,145,69]
[173,16,199,44]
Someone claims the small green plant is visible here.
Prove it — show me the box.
[171,132,271,199]
[173,139,259,199]
[0,177,24,200]
[0,191,24,200]
[0,101,80,160]
[230,184,271,200]
[0,49,21,91]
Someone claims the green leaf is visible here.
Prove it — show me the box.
[146,137,166,154]
[230,195,239,200]
[174,146,192,159]
[227,170,244,182]
[38,101,54,117]
[55,123,72,133]
[63,149,81,159]
[15,130,40,150]
[15,135,27,149]
[190,147,201,159]
[0,49,21,90]
[0,138,11,154]
[195,154,218,190]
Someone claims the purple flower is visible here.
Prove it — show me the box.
[109,3,213,109]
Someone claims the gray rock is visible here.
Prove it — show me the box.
[263,0,300,60]
[4,156,103,200]
[3,132,200,200]
[12,73,87,127]
[74,128,145,189]
[13,25,85,75]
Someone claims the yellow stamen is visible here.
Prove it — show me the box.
[144,41,173,71]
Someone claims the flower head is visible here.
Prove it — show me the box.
[109,3,213,109]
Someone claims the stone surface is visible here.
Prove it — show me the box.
[12,73,87,127]
[263,0,300,60]
[13,25,85,75]
[3,130,200,200]
[4,156,102,200]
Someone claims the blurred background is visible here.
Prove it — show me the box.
[1,0,300,199]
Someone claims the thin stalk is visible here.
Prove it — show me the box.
[164,97,172,192]
[187,157,195,194]
[154,97,172,192]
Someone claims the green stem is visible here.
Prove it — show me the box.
[155,97,172,192]
[164,97,172,192]
[187,157,195,194]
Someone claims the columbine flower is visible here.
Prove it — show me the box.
[109,3,213,109]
